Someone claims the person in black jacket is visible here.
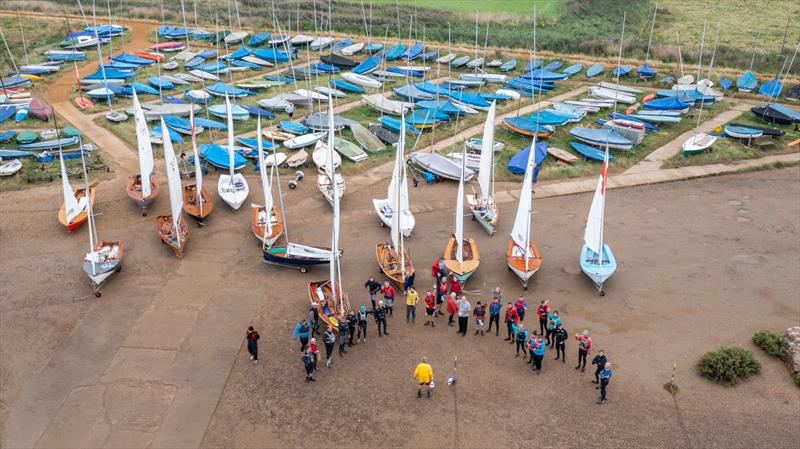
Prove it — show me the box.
[337,319,349,355]
[323,326,336,368]
[364,277,381,309]
[553,323,568,363]
[245,326,260,363]
[347,311,358,346]
[591,350,608,387]
[308,306,319,337]
[356,306,370,343]
[374,301,388,336]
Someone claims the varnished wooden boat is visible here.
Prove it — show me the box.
[443,234,480,283]
[547,147,579,164]
[182,184,214,224]
[308,279,351,332]
[375,242,414,288]
[250,205,284,247]
[127,174,160,215]
[58,181,98,232]
[506,239,542,290]
[155,215,189,257]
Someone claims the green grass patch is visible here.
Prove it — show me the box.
[753,330,784,358]
[697,346,761,385]
[340,0,562,16]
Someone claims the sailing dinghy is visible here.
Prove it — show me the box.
[375,118,415,288]
[218,95,250,210]
[506,139,543,289]
[57,146,96,232]
[443,145,480,283]
[372,118,415,236]
[155,117,189,257]
[127,88,159,215]
[251,117,284,247]
[182,109,214,224]
[579,144,616,295]
[465,101,498,235]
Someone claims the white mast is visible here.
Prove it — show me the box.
[455,143,466,272]
[189,107,202,217]
[256,117,274,249]
[161,117,184,247]
[643,4,657,65]
[510,140,537,272]
[324,95,342,314]
[59,147,82,225]
[131,88,154,198]
[224,94,236,180]
[80,136,98,276]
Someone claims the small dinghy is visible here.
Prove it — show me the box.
[0,159,22,176]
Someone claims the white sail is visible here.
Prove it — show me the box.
[189,107,202,197]
[224,94,235,177]
[256,118,273,236]
[131,88,154,197]
[477,100,496,197]
[161,117,184,242]
[397,126,411,229]
[390,120,404,253]
[455,145,466,264]
[59,149,83,224]
[584,144,609,255]
[510,140,538,251]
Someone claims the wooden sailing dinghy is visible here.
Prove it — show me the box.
[182,109,214,224]
[250,117,284,247]
[57,147,97,232]
[465,101,499,235]
[443,145,480,283]
[506,139,543,289]
[156,117,189,257]
[376,118,414,288]
[128,88,159,215]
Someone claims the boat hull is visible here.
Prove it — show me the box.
[375,243,414,289]
[127,174,160,215]
[371,198,414,237]
[218,174,249,211]
[182,184,214,222]
[443,236,480,283]
[317,173,345,206]
[58,182,97,232]
[580,244,617,295]
[250,205,284,247]
[506,239,541,289]
[308,280,351,331]
[83,240,123,294]
[466,194,498,236]
[155,215,189,257]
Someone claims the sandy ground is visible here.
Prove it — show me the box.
[2,164,798,448]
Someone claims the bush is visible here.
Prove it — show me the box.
[752,330,784,358]
[794,373,800,388]
[697,346,761,385]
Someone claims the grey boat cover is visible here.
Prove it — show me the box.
[410,151,475,181]
[301,112,354,131]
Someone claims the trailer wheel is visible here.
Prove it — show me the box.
[300,267,308,273]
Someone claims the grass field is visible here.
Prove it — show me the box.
[339,0,562,16]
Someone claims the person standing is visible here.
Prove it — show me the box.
[323,326,336,368]
[423,290,436,327]
[536,300,550,336]
[449,275,462,298]
[374,301,388,336]
[597,362,612,404]
[337,319,349,355]
[246,326,260,364]
[530,334,545,374]
[302,348,316,382]
[512,322,528,357]
[446,292,458,327]
[413,356,434,399]
[405,287,419,323]
[356,305,370,343]
[309,306,319,338]
[403,271,416,292]
[347,311,357,346]
[456,296,471,336]
[504,302,520,342]
[309,338,319,371]
[364,277,381,309]
[575,330,593,372]
[381,281,396,317]
[514,296,529,322]
[546,310,561,347]
[473,301,486,336]
[592,350,608,387]
[436,276,449,316]
[553,323,568,363]
[487,296,502,336]
[291,319,311,352]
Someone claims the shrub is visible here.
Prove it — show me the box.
[794,372,800,388]
[752,330,784,358]
[697,346,761,385]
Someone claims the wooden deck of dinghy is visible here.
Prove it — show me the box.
[375,243,414,288]
[127,174,160,213]
[308,280,351,332]
[506,239,542,274]
[250,205,284,245]
[182,184,214,221]
[58,181,98,232]
[443,235,480,277]
[155,215,189,258]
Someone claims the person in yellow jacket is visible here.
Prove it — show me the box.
[405,287,419,324]
[413,356,434,399]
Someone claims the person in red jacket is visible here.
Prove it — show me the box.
[446,292,458,327]
[381,281,396,316]
[424,290,437,327]
[575,330,593,372]
[449,275,462,297]
[436,275,448,316]
[536,300,550,336]
[504,302,519,342]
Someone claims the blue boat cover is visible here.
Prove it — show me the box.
[448,91,491,109]
[240,105,275,119]
[562,64,583,76]
[330,39,353,53]
[393,84,434,101]
[416,100,463,115]
[200,143,247,169]
[231,60,261,70]
[522,69,569,82]
[500,59,518,72]
[184,57,205,69]
[612,66,632,77]
[718,79,733,91]
[642,97,690,111]
[206,82,254,97]
[419,51,438,61]
[163,116,193,131]
[543,61,563,71]
[330,79,365,93]
[249,32,271,47]
[379,116,420,135]
[569,128,633,148]
[758,78,782,97]
[83,69,134,80]
[151,124,183,143]
[194,117,227,131]
[736,70,758,90]
[124,82,160,96]
[387,67,425,78]
[236,136,275,149]
[279,121,310,135]
[503,117,555,135]
[507,141,548,180]
[148,77,174,90]
[415,81,454,96]
[380,43,406,61]
[225,46,251,60]
[197,49,218,59]
[251,49,293,63]
[111,53,154,65]
[0,108,15,124]
[636,64,657,77]
[400,42,424,60]
[312,63,340,73]
[351,56,380,74]
[523,60,543,71]
[200,61,228,72]
[570,141,614,162]
[586,63,604,77]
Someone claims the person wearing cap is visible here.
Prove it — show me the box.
[553,323,568,363]
[504,302,520,342]
[456,296,472,336]
[374,301,388,336]
[592,349,608,386]
[575,330,593,372]
[597,362,612,404]
[413,356,434,399]
[364,277,381,309]
[405,286,419,323]
[322,325,336,368]
[423,290,436,327]
[487,289,503,336]
[356,305,370,344]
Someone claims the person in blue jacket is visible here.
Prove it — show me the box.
[597,362,613,404]
[530,334,546,374]
[291,319,311,352]
[512,322,528,358]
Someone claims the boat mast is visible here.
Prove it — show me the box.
[224,94,236,182]
[257,117,272,252]
[17,12,29,66]
[180,0,190,51]
[91,0,113,112]
[189,108,203,218]
[692,23,718,142]
[676,32,684,78]
[643,4,657,65]
[695,20,707,90]
[456,142,466,274]
[79,135,98,276]
[748,31,761,72]
[105,0,114,62]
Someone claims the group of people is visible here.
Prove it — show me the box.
[248,258,614,403]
